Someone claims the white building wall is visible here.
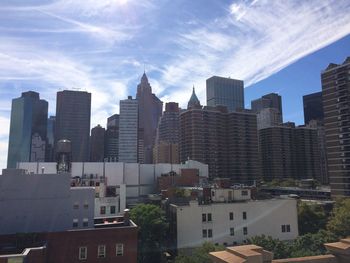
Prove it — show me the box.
[174,198,298,249]
[18,161,209,204]
[95,196,120,217]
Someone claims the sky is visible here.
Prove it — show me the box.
[0,0,349,169]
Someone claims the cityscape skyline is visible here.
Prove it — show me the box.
[0,0,350,170]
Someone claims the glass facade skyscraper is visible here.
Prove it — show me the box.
[206,76,244,112]
[7,91,48,168]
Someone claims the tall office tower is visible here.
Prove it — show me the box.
[303,91,324,124]
[321,57,350,196]
[259,123,321,182]
[55,90,91,162]
[180,90,259,182]
[251,93,283,129]
[136,72,163,163]
[104,114,119,162]
[154,102,180,164]
[206,76,244,112]
[90,125,105,162]
[46,116,56,162]
[118,96,138,163]
[7,91,48,168]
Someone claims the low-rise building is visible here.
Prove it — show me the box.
[167,185,298,252]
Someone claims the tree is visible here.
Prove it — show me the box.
[174,242,225,263]
[130,204,169,263]
[298,202,327,235]
[248,235,291,259]
[327,198,350,238]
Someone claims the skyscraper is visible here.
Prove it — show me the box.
[136,72,163,163]
[7,91,48,168]
[55,90,91,162]
[104,114,119,162]
[46,116,56,162]
[206,76,244,112]
[90,125,105,162]
[321,57,350,196]
[251,93,283,129]
[303,91,324,124]
[259,123,321,181]
[118,96,138,163]
[180,89,259,182]
[154,102,180,164]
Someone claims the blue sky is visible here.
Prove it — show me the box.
[0,0,349,169]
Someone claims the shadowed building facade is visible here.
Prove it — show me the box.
[105,114,119,162]
[55,90,91,162]
[154,102,180,164]
[180,88,259,182]
[322,57,350,196]
[136,73,163,163]
[7,91,48,168]
[90,125,105,162]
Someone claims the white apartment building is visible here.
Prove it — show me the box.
[169,194,298,250]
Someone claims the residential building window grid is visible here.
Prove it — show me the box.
[73,219,78,228]
[97,245,106,258]
[100,206,106,215]
[110,205,116,214]
[282,224,291,233]
[116,243,124,256]
[243,211,247,220]
[229,212,234,220]
[243,227,248,235]
[230,227,235,236]
[79,247,87,260]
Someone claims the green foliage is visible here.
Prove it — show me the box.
[298,202,327,235]
[327,198,350,238]
[174,242,225,263]
[248,235,291,259]
[130,204,169,263]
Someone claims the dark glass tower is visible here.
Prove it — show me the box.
[206,76,244,112]
[105,114,119,162]
[136,73,163,163]
[90,124,105,162]
[46,116,56,162]
[303,92,324,124]
[7,91,48,168]
[55,90,91,162]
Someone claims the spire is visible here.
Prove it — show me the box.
[141,71,148,83]
[187,85,201,109]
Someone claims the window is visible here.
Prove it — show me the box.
[79,247,87,260]
[202,229,207,238]
[83,218,88,227]
[243,227,248,235]
[97,245,106,258]
[230,227,235,236]
[73,203,79,209]
[116,244,124,256]
[83,203,89,209]
[243,212,247,220]
[202,213,206,222]
[241,190,248,196]
[208,213,212,222]
[208,229,213,238]
[110,206,116,214]
[282,224,291,233]
[73,219,78,228]
[100,206,106,215]
[229,212,234,220]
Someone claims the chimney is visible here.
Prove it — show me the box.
[124,209,130,226]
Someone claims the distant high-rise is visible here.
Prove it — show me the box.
[55,90,91,162]
[180,90,259,182]
[7,91,48,168]
[321,57,350,196]
[154,102,180,164]
[46,116,56,162]
[118,96,138,163]
[259,123,321,181]
[136,72,163,163]
[104,114,119,162]
[206,76,244,112]
[251,93,283,129]
[303,91,324,124]
[90,125,105,162]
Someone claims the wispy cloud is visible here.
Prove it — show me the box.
[0,0,349,169]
